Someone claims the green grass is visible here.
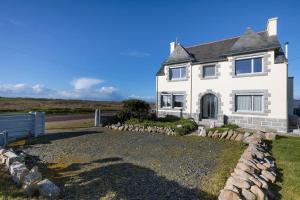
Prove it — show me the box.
[125,118,198,135]
[199,140,246,199]
[270,136,300,200]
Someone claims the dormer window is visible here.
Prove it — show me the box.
[169,66,186,80]
[235,57,262,75]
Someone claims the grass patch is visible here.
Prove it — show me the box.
[0,164,23,200]
[46,119,94,130]
[270,135,300,200]
[125,118,198,135]
[199,141,246,199]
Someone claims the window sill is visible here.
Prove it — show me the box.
[159,107,184,111]
[233,72,267,78]
[233,111,267,116]
[201,76,218,80]
[168,78,188,82]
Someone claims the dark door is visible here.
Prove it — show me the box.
[201,94,218,119]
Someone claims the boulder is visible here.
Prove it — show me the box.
[256,163,267,170]
[265,132,276,140]
[226,176,251,189]
[250,185,267,200]
[241,188,256,200]
[220,131,228,139]
[230,131,238,140]
[224,184,239,193]
[236,162,256,174]
[23,166,43,196]
[212,130,219,138]
[3,151,19,167]
[9,162,29,185]
[261,170,276,183]
[226,130,233,139]
[37,179,60,199]
[252,174,268,190]
[218,189,241,200]
[199,128,207,137]
[0,147,6,155]
[208,131,213,137]
[234,168,253,181]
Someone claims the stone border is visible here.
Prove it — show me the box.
[0,147,60,199]
[105,123,177,136]
[198,128,277,200]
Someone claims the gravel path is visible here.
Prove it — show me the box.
[21,128,237,200]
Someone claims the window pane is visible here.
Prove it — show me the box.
[161,95,171,107]
[180,67,186,78]
[203,65,216,77]
[236,95,252,111]
[253,95,263,111]
[173,95,184,107]
[253,58,262,72]
[235,59,252,74]
[170,67,186,80]
[170,68,180,79]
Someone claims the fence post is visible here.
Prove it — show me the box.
[95,109,101,127]
[30,112,45,137]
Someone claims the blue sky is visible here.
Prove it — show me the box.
[0,0,299,101]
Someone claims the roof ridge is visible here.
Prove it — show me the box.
[185,31,266,49]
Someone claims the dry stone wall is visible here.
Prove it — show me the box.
[199,128,277,200]
[0,147,60,199]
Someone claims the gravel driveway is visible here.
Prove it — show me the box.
[20,128,240,200]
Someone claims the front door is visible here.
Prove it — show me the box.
[201,94,218,119]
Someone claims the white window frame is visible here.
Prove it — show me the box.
[203,64,216,78]
[172,94,184,108]
[169,66,187,80]
[235,56,264,76]
[235,94,264,113]
[161,94,172,108]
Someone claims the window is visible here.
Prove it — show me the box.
[235,57,262,75]
[173,95,184,108]
[235,95,263,112]
[203,65,216,78]
[169,67,186,80]
[161,95,171,108]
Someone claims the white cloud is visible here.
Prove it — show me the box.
[71,77,103,90]
[0,81,122,101]
[121,50,151,58]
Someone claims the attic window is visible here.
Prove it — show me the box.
[169,66,187,80]
[235,57,262,75]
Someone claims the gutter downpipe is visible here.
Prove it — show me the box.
[156,76,158,117]
[190,63,193,117]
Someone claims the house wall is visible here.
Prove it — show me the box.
[157,50,289,132]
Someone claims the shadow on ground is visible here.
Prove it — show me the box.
[25,130,101,146]
[33,157,216,200]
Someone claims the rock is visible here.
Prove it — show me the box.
[224,184,239,193]
[37,179,60,199]
[256,163,267,170]
[212,130,219,138]
[234,168,252,180]
[252,174,268,190]
[248,175,262,188]
[200,128,207,137]
[229,131,237,140]
[265,132,276,140]
[220,131,228,139]
[236,162,256,174]
[3,151,19,167]
[239,158,259,170]
[0,147,6,155]
[218,189,241,200]
[226,130,233,139]
[261,170,276,183]
[10,162,29,185]
[234,133,243,141]
[208,131,213,137]
[226,176,251,189]
[250,185,267,200]
[23,166,43,196]
[244,132,251,138]
[241,188,256,200]
[176,124,183,128]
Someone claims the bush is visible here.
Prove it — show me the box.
[125,117,198,136]
[116,99,151,122]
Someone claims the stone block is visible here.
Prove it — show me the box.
[37,179,60,199]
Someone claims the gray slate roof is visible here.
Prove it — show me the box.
[157,28,284,76]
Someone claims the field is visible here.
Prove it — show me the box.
[0,97,123,114]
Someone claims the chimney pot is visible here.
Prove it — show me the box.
[266,17,278,36]
[170,42,176,55]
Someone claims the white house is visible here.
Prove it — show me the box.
[156,18,293,132]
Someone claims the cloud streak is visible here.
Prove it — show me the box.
[0,78,122,101]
